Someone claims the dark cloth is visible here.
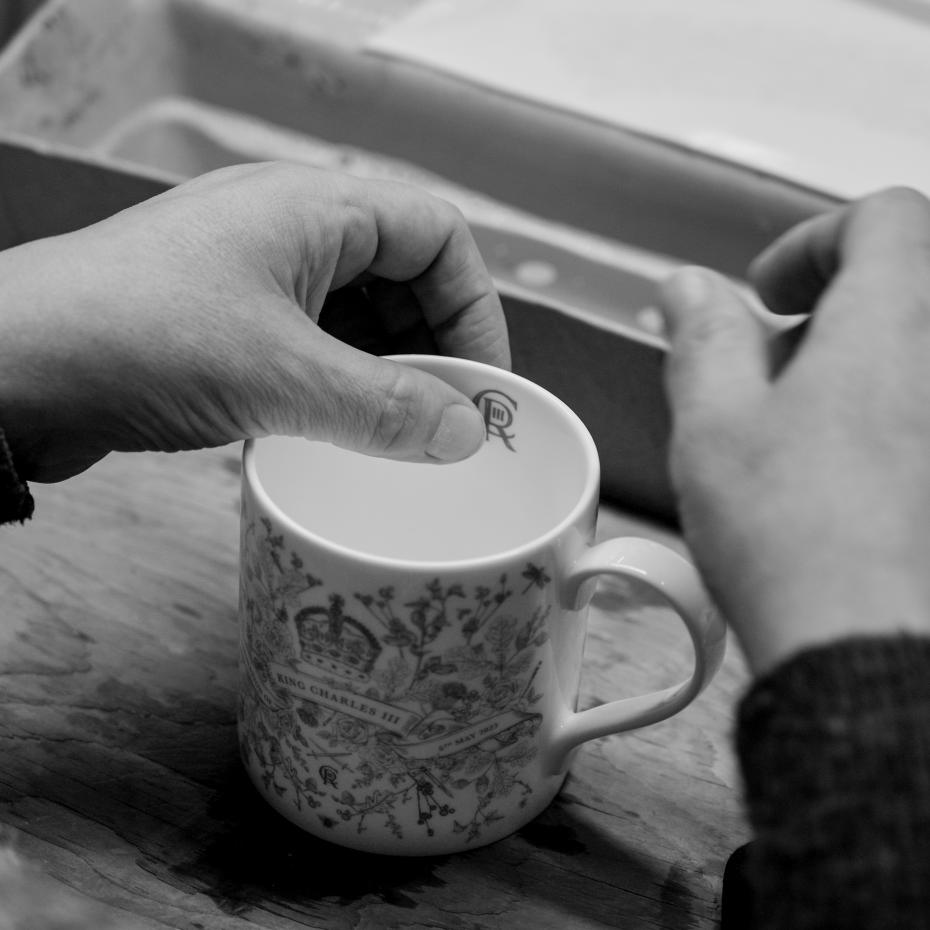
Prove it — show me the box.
[0,427,33,524]
[735,636,930,929]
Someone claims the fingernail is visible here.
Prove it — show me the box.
[659,269,714,338]
[675,269,713,308]
[426,404,485,462]
[664,268,712,312]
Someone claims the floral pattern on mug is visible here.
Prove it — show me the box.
[239,513,554,844]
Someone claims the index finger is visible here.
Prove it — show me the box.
[344,177,511,370]
[750,187,930,322]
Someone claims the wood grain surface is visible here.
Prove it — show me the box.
[0,446,750,929]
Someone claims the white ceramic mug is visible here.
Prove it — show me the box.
[238,355,725,855]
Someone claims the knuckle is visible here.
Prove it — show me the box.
[254,162,330,212]
[858,186,930,223]
[367,367,422,454]
[874,185,928,209]
[257,160,305,185]
[438,197,468,229]
[416,192,468,245]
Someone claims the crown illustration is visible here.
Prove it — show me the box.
[293,594,382,681]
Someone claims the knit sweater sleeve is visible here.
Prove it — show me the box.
[735,636,930,930]
[0,427,33,524]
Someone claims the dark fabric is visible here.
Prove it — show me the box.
[736,636,930,929]
[0,427,33,524]
[720,842,755,929]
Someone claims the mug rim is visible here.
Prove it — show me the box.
[242,354,600,571]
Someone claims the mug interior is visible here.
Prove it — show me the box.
[248,357,597,563]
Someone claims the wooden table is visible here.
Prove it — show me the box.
[0,446,751,929]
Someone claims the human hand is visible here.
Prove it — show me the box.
[659,188,930,674]
[0,162,509,482]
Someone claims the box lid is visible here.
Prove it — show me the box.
[368,0,930,199]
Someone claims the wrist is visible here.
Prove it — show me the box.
[731,578,930,675]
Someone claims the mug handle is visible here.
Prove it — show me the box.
[548,537,727,772]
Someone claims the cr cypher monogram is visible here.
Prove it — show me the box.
[473,388,518,451]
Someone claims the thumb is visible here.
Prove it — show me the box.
[658,267,769,426]
[288,334,487,463]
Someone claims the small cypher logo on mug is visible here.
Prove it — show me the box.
[473,388,518,451]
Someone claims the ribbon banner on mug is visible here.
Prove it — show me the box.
[267,659,542,757]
